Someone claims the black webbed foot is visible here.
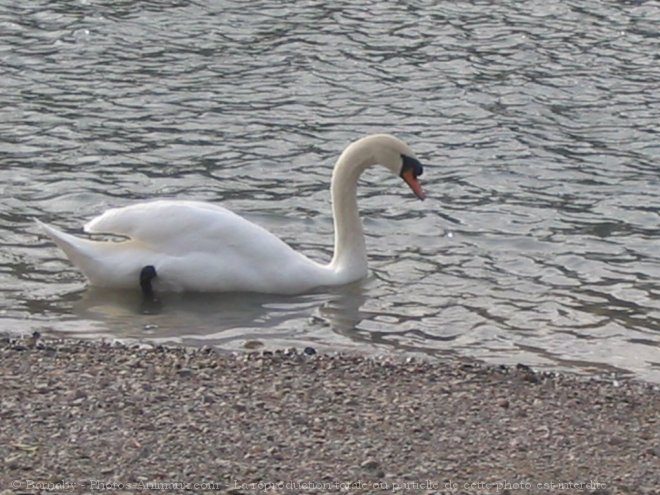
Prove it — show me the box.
[139,265,161,313]
[140,265,157,296]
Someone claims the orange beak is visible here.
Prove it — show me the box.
[401,168,426,200]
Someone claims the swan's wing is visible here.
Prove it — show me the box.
[84,200,293,255]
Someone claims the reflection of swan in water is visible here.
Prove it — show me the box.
[67,283,370,349]
[54,284,459,361]
[313,284,368,333]
[63,282,454,357]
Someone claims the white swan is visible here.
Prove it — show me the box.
[38,134,425,295]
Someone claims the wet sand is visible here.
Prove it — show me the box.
[0,335,658,495]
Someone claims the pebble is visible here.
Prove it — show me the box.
[360,458,380,471]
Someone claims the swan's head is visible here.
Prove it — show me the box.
[366,134,426,200]
[335,134,426,200]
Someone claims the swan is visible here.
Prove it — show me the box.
[37,134,425,295]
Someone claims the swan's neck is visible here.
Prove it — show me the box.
[328,147,372,279]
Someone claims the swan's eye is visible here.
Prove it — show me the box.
[401,155,423,178]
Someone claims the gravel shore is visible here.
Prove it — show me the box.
[0,335,658,495]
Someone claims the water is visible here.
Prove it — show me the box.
[1,0,659,383]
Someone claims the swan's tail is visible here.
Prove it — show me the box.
[35,219,100,280]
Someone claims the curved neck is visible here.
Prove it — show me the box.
[328,145,372,279]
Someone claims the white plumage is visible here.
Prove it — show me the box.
[38,134,425,294]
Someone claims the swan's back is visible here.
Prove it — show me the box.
[86,200,272,253]
[82,200,330,293]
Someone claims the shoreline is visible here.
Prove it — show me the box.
[0,335,658,494]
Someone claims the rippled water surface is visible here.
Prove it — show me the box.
[2,0,659,382]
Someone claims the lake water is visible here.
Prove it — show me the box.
[1,0,659,383]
